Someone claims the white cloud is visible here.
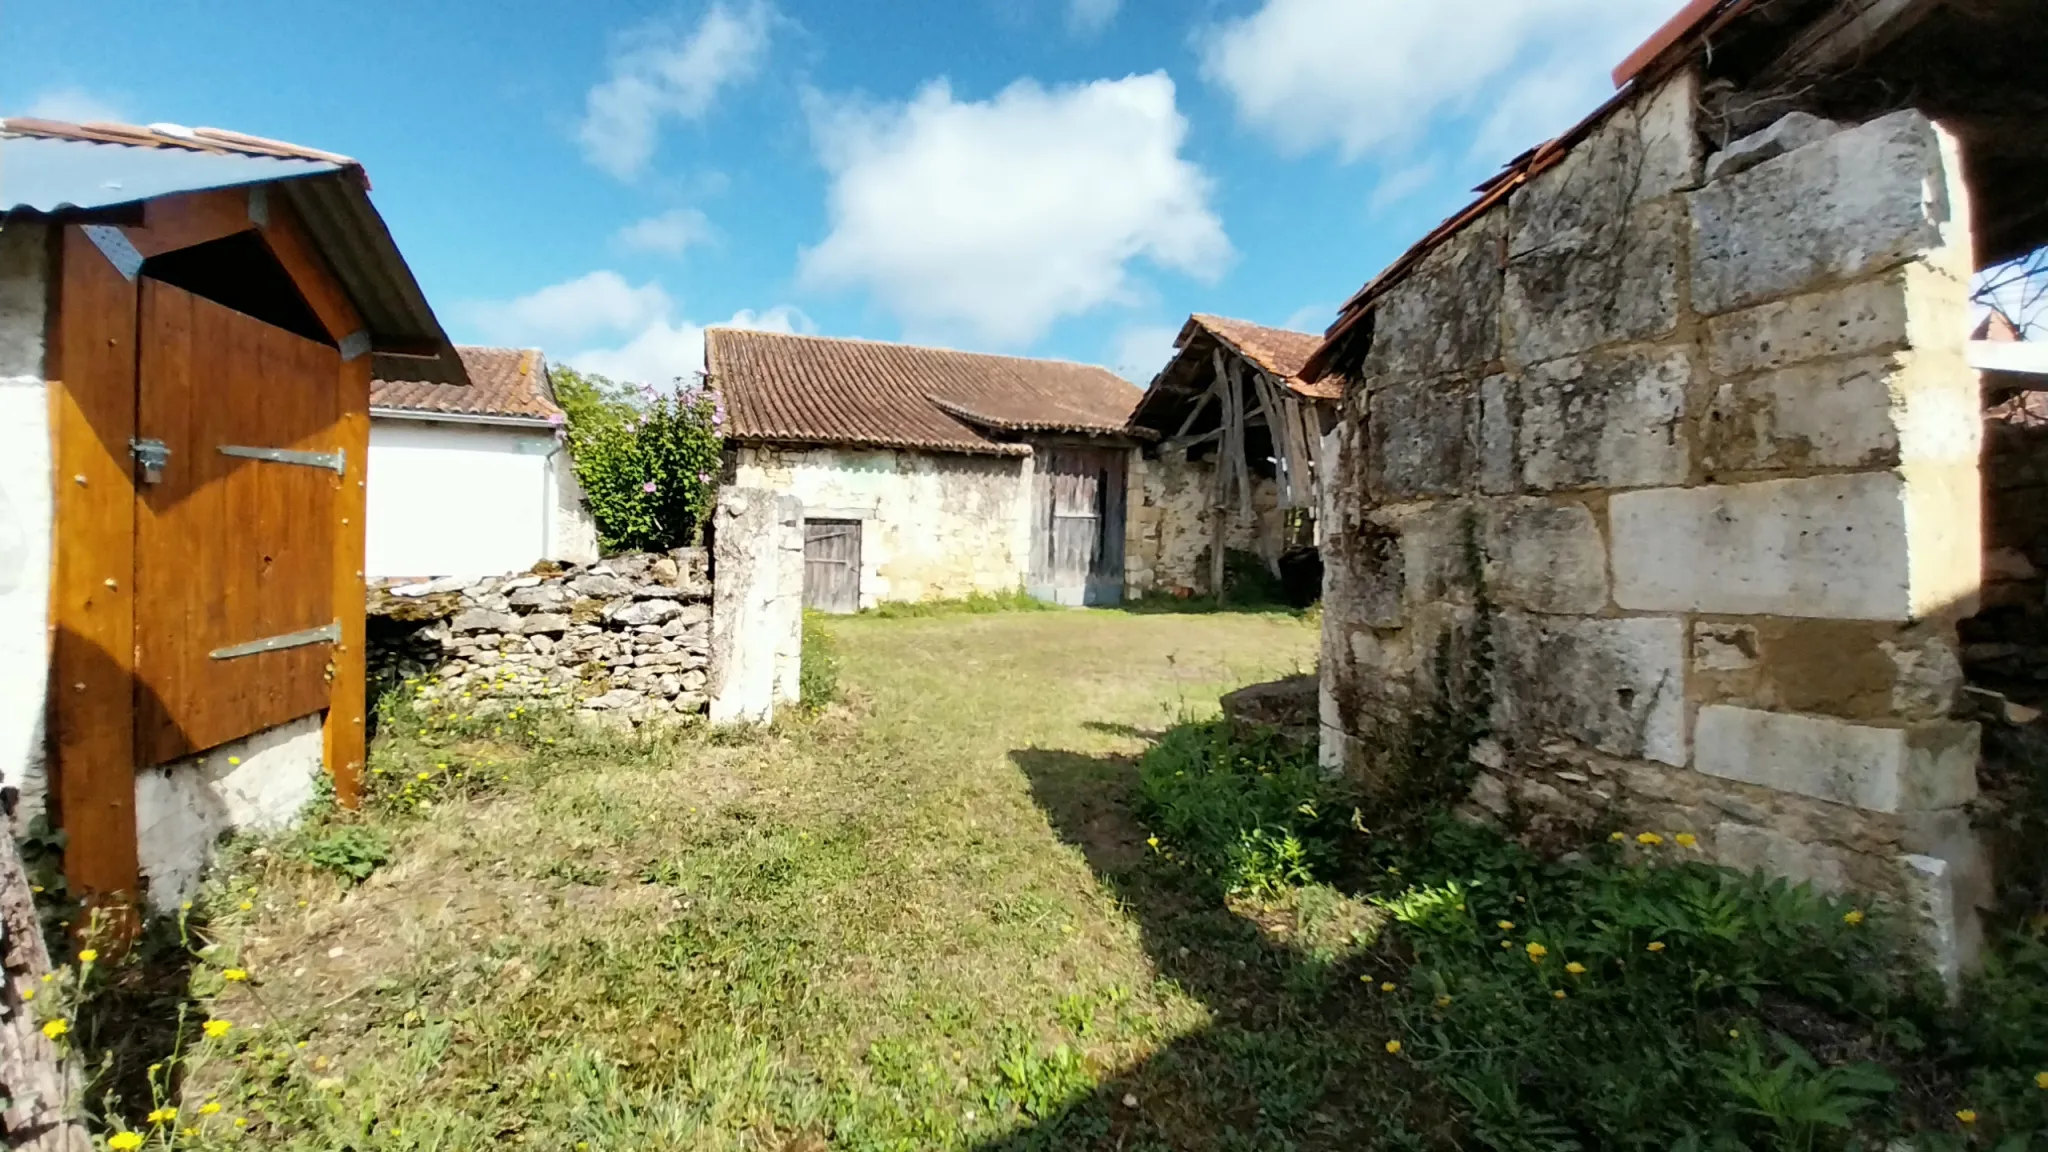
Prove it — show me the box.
[459,271,673,345]
[577,1,774,180]
[1110,323,1182,383]
[614,208,716,256]
[1281,303,1333,334]
[1068,0,1120,35]
[799,73,1230,348]
[1199,0,1673,163]
[1369,162,1439,213]
[22,86,126,123]
[569,306,810,388]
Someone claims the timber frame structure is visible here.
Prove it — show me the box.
[1128,315,1339,591]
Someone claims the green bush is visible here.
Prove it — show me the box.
[800,611,840,711]
[299,826,393,883]
[554,365,722,553]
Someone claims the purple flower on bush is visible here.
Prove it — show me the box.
[547,411,567,426]
[642,481,658,494]
[698,471,712,483]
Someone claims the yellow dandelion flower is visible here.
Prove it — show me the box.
[1552,989,1567,999]
[227,757,241,766]
[77,948,98,964]
[41,1019,68,1040]
[2037,1071,2048,1090]
[1500,940,1513,949]
[1956,1109,1977,1125]
[1636,832,1664,846]
[1497,920,1515,931]
[1674,833,1698,848]
[203,1019,232,1039]
[148,1107,177,1124]
[1525,942,1548,961]
[1384,1040,1402,1055]
[20,988,33,1001]
[1610,831,1626,842]
[1380,981,1397,992]
[1843,909,1865,926]
[108,1133,145,1151]
[1435,994,1452,1008]
[233,1117,248,1128]
[1146,836,1159,849]
[416,772,431,782]
[238,900,253,912]
[222,968,249,982]
[1565,962,1587,975]
[200,1102,222,1115]
[1646,941,1666,953]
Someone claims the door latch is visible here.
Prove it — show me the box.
[130,438,170,485]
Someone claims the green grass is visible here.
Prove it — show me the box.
[859,588,1058,618]
[85,610,1332,1150]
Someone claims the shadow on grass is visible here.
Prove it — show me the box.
[977,746,1441,1151]
[75,914,209,1126]
[1106,595,1311,619]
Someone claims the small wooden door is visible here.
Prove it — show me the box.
[804,519,862,614]
[132,279,343,765]
[1029,447,1127,607]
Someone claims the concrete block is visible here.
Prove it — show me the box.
[1611,474,1913,619]
[1703,112,1845,183]
[1713,822,1851,893]
[1368,378,1477,500]
[1506,200,1684,365]
[1484,498,1609,614]
[1362,210,1505,382]
[1519,348,1689,491]
[1690,110,1965,317]
[1694,705,1979,812]
[1494,612,1688,766]
[136,714,325,911]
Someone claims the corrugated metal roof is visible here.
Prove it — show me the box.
[0,118,466,387]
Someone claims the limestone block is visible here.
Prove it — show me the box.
[452,608,520,634]
[1519,348,1689,491]
[1478,375,1517,494]
[1382,499,1480,611]
[1694,623,1759,672]
[1900,853,1978,990]
[1612,474,1916,619]
[1362,210,1505,382]
[519,613,571,635]
[1484,498,1608,614]
[1712,822,1851,893]
[612,599,683,627]
[1701,355,1899,473]
[1690,110,1965,317]
[1702,112,1845,183]
[1705,271,1914,378]
[1494,612,1688,766]
[1368,378,1478,500]
[1694,705,1978,812]
[1506,200,1684,365]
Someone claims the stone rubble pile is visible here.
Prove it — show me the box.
[369,549,713,725]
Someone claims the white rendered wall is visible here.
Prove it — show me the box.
[0,221,52,835]
[135,713,325,911]
[368,419,559,578]
[731,445,1032,609]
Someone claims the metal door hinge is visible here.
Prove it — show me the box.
[218,444,346,474]
[130,438,170,484]
[210,620,341,661]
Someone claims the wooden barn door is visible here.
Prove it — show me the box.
[1030,447,1127,607]
[132,279,343,765]
[803,519,862,614]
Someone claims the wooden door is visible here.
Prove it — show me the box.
[803,519,862,614]
[133,279,343,765]
[1029,447,1127,606]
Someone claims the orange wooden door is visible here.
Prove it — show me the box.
[133,279,342,766]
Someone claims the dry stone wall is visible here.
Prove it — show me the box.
[1125,448,1284,596]
[370,549,714,726]
[1321,74,1988,977]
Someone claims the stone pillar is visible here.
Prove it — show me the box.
[709,487,804,725]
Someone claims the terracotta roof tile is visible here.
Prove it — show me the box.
[708,330,1143,456]
[372,347,562,424]
[1188,314,1342,400]
[0,117,366,182]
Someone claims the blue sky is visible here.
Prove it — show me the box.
[3,0,1682,385]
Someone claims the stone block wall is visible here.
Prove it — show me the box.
[1321,78,1988,974]
[731,444,1030,608]
[370,549,715,726]
[1125,447,1284,596]
[708,487,805,725]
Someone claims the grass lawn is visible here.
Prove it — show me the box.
[104,608,1426,1151]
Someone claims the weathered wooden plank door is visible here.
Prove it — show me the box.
[1029,447,1127,606]
[803,519,862,614]
[133,279,342,765]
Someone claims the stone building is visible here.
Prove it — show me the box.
[1299,0,2048,978]
[1126,314,1339,598]
[709,329,1145,609]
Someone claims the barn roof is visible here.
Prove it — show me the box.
[1128,314,1334,438]
[372,348,563,427]
[707,329,1144,457]
[0,117,465,385]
